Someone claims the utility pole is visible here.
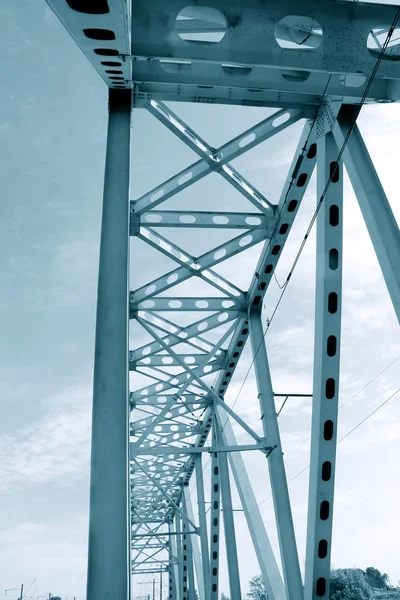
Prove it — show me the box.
[152,579,155,600]
[159,571,163,600]
[5,585,24,599]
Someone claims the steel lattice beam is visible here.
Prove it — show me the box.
[41,4,400,600]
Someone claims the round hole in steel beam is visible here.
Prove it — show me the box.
[176,6,227,44]
[367,27,400,61]
[281,69,310,82]
[275,16,323,50]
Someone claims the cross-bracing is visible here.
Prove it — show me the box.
[44,2,400,600]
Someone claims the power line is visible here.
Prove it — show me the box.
[255,386,400,510]
[245,354,400,497]
[284,354,400,464]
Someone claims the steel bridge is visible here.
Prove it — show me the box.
[45,2,400,600]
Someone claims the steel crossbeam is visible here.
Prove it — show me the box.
[42,4,400,600]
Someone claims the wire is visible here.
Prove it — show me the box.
[284,354,400,464]
[257,386,400,509]
[249,354,400,496]
[337,387,400,443]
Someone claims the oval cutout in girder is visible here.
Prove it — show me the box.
[84,28,115,40]
[222,64,252,76]
[275,16,323,50]
[67,0,109,13]
[176,6,227,44]
[367,27,400,61]
[281,69,310,82]
[94,48,119,56]
[160,59,192,73]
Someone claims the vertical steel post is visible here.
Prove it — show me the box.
[195,453,210,599]
[209,418,221,600]
[169,521,179,600]
[176,514,185,600]
[304,132,343,600]
[181,501,196,600]
[333,105,400,323]
[184,486,205,600]
[215,404,285,600]
[215,424,242,600]
[87,89,132,600]
[249,310,303,600]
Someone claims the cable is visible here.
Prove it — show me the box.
[249,355,400,496]
[233,385,400,524]
[256,386,400,509]
[284,354,400,464]
[337,387,400,443]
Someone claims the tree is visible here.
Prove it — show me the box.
[247,575,268,600]
[330,569,373,600]
[221,594,230,600]
[364,567,389,590]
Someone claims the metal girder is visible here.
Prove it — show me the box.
[132,104,303,216]
[45,0,131,87]
[184,487,205,600]
[181,500,197,600]
[333,105,400,324]
[133,297,245,312]
[86,90,131,600]
[249,311,303,600]
[215,404,286,600]
[47,0,400,104]
[131,2,400,105]
[216,425,242,600]
[195,453,210,600]
[136,211,271,230]
[209,420,221,600]
[304,132,344,600]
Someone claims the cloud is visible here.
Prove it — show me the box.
[0,384,91,489]
[0,517,88,598]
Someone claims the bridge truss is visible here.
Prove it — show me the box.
[45,2,400,600]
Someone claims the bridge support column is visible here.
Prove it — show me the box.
[304,132,343,600]
[215,403,285,600]
[209,418,221,600]
[216,423,242,600]
[249,310,303,600]
[87,89,132,600]
[195,453,210,600]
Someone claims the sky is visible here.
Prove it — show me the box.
[0,1,399,599]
